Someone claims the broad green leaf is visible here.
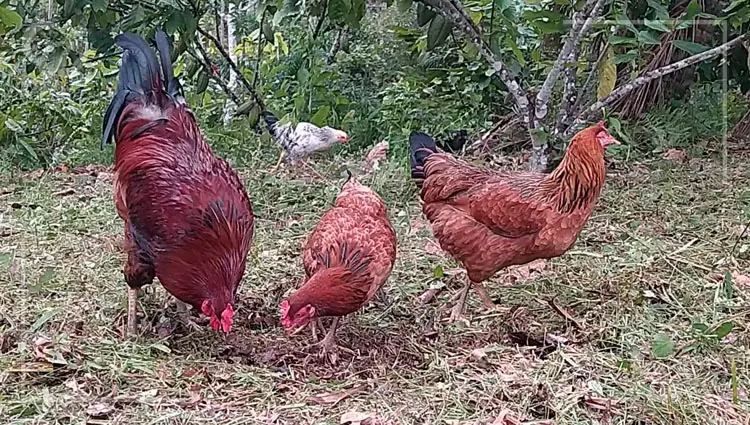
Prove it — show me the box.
[692,322,708,332]
[651,333,674,359]
[397,0,413,13]
[328,0,352,22]
[614,51,637,64]
[30,309,58,332]
[433,265,444,279]
[616,13,638,34]
[723,271,734,299]
[310,105,331,127]
[672,39,709,55]
[426,14,451,51]
[645,18,671,32]
[0,6,22,32]
[609,35,638,45]
[637,30,662,45]
[647,0,670,19]
[48,48,67,75]
[724,0,746,14]
[5,118,22,132]
[710,321,734,339]
[296,66,310,84]
[274,32,289,56]
[469,10,483,25]
[684,0,702,19]
[597,45,616,100]
[506,36,526,66]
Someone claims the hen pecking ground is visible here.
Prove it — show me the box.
[1,147,749,425]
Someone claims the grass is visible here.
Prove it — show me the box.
[1,140,749,425]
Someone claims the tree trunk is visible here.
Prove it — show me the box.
[223,0,238,126]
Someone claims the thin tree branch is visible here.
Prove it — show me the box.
[535,0,605,121]
[554,46,580,137]
[252,7,267,89]
[326,28,345,64]
[191,40,242,106]
[312,0,328,40]
[197,25,266,109]
[567,32,749,135]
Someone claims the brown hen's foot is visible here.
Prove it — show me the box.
[126,287,139,337]
[311,317,353,363]
[449,281,470,322]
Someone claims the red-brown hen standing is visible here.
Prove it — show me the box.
[409,123,619,321]
[280,172,396,355]
[102,31,254,336]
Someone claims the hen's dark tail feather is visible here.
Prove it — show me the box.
[101,29,178,149]
[409,131,439,188]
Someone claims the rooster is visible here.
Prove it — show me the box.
[410,123,619,321]
[279,171,396,356]
[262,111,348,173]
[102,30,254,336]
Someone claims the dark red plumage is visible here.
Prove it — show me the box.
[103,31,254,335]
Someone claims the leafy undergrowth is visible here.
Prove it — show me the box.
[1,146,749,425]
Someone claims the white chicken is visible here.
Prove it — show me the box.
[262,110,349,173]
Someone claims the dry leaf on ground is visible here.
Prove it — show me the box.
[662,148,687,163]
[340,411,373,424]
[307,385,365,406]
[86,402,115,418]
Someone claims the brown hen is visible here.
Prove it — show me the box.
[280,171,397,354]
[409,123,619,320]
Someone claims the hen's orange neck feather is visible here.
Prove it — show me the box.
[539,125,607,213]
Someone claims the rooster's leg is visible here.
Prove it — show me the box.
[449,280,471,322]
[472,282,496,309]
[126,287,139,337]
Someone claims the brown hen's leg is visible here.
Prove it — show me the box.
[449,280,471,322]
[319,317,340,353]
[126,287,139,337]
[472,281,496,309]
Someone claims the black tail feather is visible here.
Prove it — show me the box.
[409,131,439,184]
[155,30,181,98]
[101,30,171,148]
[262,110,279,134]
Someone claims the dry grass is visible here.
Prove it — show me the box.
[1,147,749,425]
